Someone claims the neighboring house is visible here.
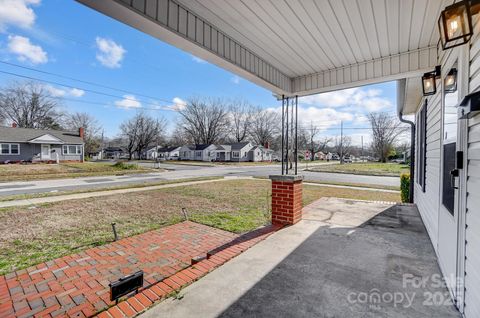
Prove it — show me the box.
[103,147,125,159]
[147,146,180,160]
[179,144,216,161]
[248,145,273,162]
[215,144,231,161]
[229,142,253,162]
[0,125,84,163]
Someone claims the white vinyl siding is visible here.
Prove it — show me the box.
[0,143,20,155]
[415,89,442,250]
[464,16,480,318]
[63,145,82,155]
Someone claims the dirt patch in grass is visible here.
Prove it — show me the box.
[0,162,154,182]
[308,162,409,176]
[0,179,399,274]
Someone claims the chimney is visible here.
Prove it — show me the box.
[264,142,270,149]
[11,122,17,128]
[79,127,84,139]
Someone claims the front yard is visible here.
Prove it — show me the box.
[0,162,154,182]
[308,162,409,176]
[0,179,400,275]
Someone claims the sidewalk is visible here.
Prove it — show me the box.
[0,178,249,208]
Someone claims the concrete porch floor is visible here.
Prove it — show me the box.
[140,197,460,318]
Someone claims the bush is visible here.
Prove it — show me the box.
[400,173,410,203]
[113,161,138,170]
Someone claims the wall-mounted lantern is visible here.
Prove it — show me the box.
[445,68,458,93]
[438,0,480,50]
[422,66,441,96]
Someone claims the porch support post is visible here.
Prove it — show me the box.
[269,175,303,225]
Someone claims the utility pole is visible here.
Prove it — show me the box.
[361,135,364,162]
[340,121,344,164]
[101,129,104,160]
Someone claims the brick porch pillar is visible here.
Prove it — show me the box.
[269,175,304,225]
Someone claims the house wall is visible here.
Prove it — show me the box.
[411,17,480,317]
[464,17,480,318]
[0,143,83,162]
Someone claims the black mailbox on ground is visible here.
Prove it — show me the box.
[109,270,144,302]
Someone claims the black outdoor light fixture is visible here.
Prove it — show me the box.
[438,0,480,50]
[445,68,458,93]
[422,65,441,96]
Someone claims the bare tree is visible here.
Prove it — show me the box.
[169,123,193,146]
[120,112,166,160]
[64,112,101,155]
[178,98,229,144]
[229,100,253,142]
[334,135,352,157]
[249,108,280,146]
[0,81,63,129]
[368,112,408,162]
[302,122,332,161]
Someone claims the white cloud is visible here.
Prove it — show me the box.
[115,95,141,109]
[159,97,187,111]
[0,0,40,32]
[171,97,186,111]
[299,87,392,112]
[95,37,126,68]
[44,85,65,97]
[191,55,206,64]
[231,75,241,84]
[7,35,47,64]
[69,88,85,97]
[267,105,354,133]
[44,85,85,98]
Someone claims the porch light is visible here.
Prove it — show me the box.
[422,66,441,96]
[445,68,458,93]
[438,0,480,50]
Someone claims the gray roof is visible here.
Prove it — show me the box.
[229,142,251,150]
[216,145,232,151]
[0,126,84,144]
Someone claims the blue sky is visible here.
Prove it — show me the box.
[0,0,397,144]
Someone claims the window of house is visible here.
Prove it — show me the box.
[196,151,202,156]
[63,145,82,155]
[0,143,20,155]
[232,151,239,158]
[417,100,427,192]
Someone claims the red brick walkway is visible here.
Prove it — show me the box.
[0,222,238,318]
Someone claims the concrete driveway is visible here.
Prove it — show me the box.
[140,198,460,318]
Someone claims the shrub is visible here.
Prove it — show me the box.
[113,161,138,170]
[400,173,410,203]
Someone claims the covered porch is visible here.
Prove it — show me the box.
[75,0,479,317]
[140,198,459,318]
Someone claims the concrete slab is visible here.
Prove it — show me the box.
[140,198,460,318]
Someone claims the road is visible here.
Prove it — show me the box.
[0,163,399,197]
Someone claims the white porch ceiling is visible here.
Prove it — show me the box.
[77,0,451,97]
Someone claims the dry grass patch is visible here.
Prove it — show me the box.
[308,162,409,177]
[0,162,153,182]
[0,179,399,274]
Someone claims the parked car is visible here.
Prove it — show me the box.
[343,156,352,163]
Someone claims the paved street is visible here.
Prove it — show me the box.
[0,163,399,197]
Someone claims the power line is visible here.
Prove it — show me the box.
[0,60,173,103]
[0,69,176,110]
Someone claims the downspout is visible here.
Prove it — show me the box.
[398,112,415,203]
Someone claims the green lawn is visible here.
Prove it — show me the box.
[0,162,155,182]
[0,179,400,275]
[308,162,409,176]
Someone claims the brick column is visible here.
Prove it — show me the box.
[269,175,304,225]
